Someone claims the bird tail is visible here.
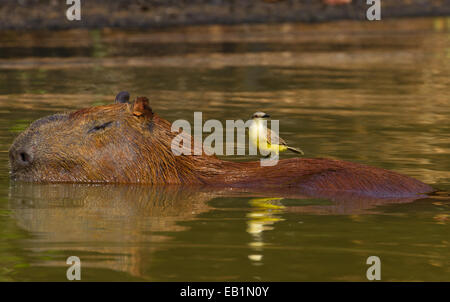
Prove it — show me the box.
[287,146,304,155]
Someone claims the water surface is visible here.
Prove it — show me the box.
[0,18,449,281]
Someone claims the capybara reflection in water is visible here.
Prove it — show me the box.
[9,92,433,198]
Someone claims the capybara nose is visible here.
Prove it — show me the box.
[10,148,34,166]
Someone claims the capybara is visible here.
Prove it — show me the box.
[9,93,433,198]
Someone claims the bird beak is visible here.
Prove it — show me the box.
[263,114,270,118]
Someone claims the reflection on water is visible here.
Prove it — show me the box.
[247,198,285,264]
[4,183,448,281]
[8,184,213,280]
[0,18,449,281]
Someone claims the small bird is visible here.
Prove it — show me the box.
[249,112,304,156]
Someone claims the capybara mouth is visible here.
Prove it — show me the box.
[8,152,78,183]
[9,166,79,183]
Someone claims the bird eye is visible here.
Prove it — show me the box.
[87,121,113,133]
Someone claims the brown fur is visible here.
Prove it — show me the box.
[9,97,434,198]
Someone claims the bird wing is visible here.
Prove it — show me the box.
[267,128,287,146]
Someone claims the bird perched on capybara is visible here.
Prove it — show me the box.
[9,92,433,198]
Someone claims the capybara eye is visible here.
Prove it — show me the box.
[87,121,113,134]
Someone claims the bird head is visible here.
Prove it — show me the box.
[251,112,270,120]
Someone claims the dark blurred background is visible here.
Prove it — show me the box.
[1,0,450,30]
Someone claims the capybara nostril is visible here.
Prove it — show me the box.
[16,149,33,166]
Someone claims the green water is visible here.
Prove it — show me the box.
[0,18,449,281]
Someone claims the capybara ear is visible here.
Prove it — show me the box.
[115,91,130,104]
[132,97,153,119]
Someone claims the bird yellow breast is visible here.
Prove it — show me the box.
[249,120,286,155]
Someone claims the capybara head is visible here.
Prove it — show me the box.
[9,93,212,184]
